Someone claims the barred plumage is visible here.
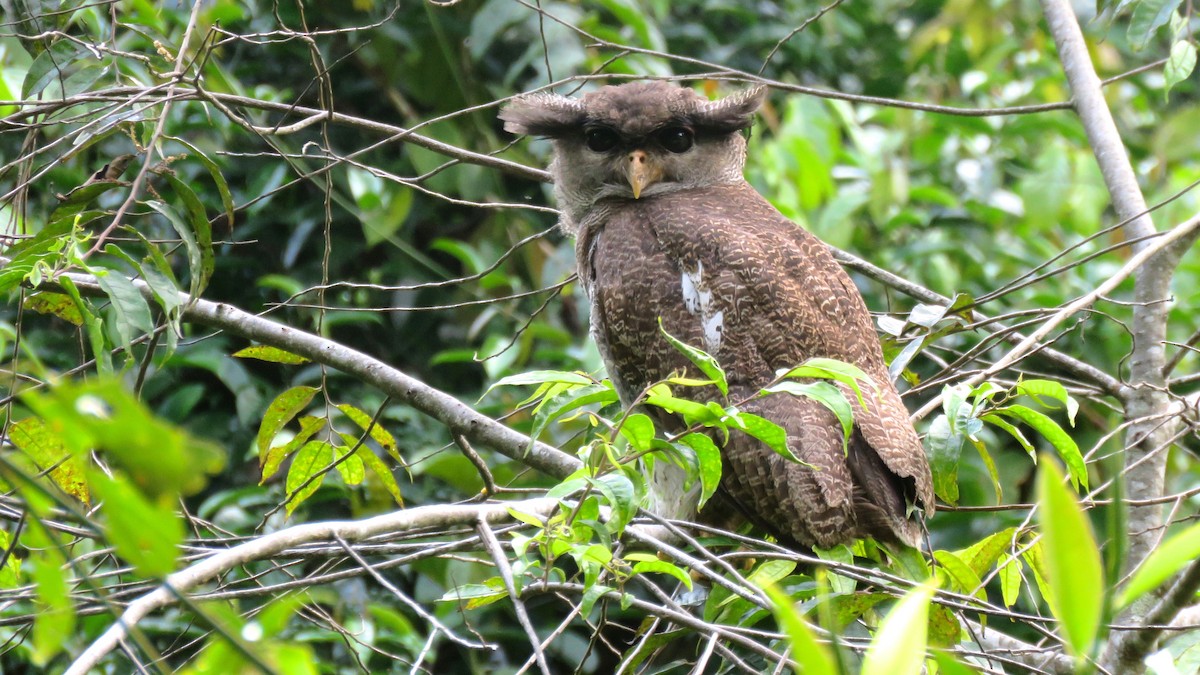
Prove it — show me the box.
[501,81,933,548]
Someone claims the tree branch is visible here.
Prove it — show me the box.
[35,264,582,481]
[64,497,562,675]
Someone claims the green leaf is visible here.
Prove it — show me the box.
[861,582,936,675]
[618,413,656,452]
[764,380,854,449]
[530,383,620,445]
[933,550,985,601]
[777,357,875,408]
[168,136,236,228]
[592,472,637,529]
[1128,0,1183,51]
[990,405,1087,489]
[284,441,333,516]
[233,345,311,364]
[146,200,209,297]
[644,384,723,427]
[658,318,727,396]
[631,560,692,590]
[256,386,319,457]
[154,170,214,294]
[439,581,507,609]
[1036,456,1104,659]
[956,527,1020,579]
[9,417,89,503]
[93,473,185,577]
[733,412,810,465]
[261,416,325,481]
[485,370,593,395]
[981,414,1035,458]
[1014,379,1078,425]
[764,584,837,675]
[0,530,20,587]
[1164,40,1197,98]
[926,414,963,505]
[354,445,404,506]
[336,403,402,465]
[1119,521,1200,609]
[677,432,721,509]
[999,557,1022,608]
[31,552,74,664]
[93,265,155,352]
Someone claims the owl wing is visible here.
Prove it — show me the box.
[639,182,933,547]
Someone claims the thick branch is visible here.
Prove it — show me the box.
[1039,1,1185,671]
[42,266,582,481]
[64,498,561,675]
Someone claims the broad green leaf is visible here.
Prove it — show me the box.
[644,384,722,427]
[933,550,985,601]
[155,170,214,293]
[926,414,963,505]
[957,527,1020,578]
[745,559,797,590]
[814,544,857,593]
[999,557,1022,608]
[485,369,593,395]
[982,414,1035,457]
[1128,0,1183,51]
[146,200,207,297]
[439,581,507,609]
[354,445,403,506]
[31,553,74,664]
[733,412,808,464]
[20,380,223,497]
[261,416,325,482]
[991,405,1087,489]
[0,530,19,587]
[9,417,89,503]
[1014,379,1078,425]
[1119,521,1200,609]
[332,446,365,485]
[58,277,111,374]
[1165,40,1197,97]
[256,386,319,457]
[531,383,620,445]
[677,432,721,508]
[284,441,333,516]
[778,357,875,408]
[592,471,636,529]
[93,265,155,351]
[23,292,83,325]
[631,559,692,590]
[167,136,236,228]
[93,473,185,577]
[970,438,1003,504]
[861,582,936,675]
[233,345,311,364]
[764,380,854,449]
[658,318,728,396]
[618,413,656,452]
[336,403,402,465]
[1037,457,1104,659]
[764,585,837,675]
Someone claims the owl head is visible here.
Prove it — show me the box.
[500,81,766,233]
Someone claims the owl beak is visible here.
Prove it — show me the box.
[625,150,663,199]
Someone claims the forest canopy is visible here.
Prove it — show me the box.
[1,1,1199,673]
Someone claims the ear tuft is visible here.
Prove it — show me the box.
[499,93,587,137]
[695,86,767,133]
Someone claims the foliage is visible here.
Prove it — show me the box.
[0,0,1198,673]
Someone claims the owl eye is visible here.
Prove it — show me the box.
[656,126,694,153]
[584,127,620,152]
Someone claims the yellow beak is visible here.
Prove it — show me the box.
[626,150,663,199]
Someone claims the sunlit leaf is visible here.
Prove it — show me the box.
[1119,521,1200,609]
[677,432,721,509]
[233,345,311,364]
[861,582,936,675]
[93,473,185,577]
[658,318,727,396]
[1036,457,1104,659]
[989,405,1086,489]
[764,584,837,675]
[256,386,319,457]
[284,441,334,516]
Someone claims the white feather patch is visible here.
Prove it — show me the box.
[680,261,724,354]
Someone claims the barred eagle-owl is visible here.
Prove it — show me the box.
[500,82,933,548]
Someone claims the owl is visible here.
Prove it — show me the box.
[500,81,934,548]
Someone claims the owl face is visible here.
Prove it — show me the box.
[500,82,767,230]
